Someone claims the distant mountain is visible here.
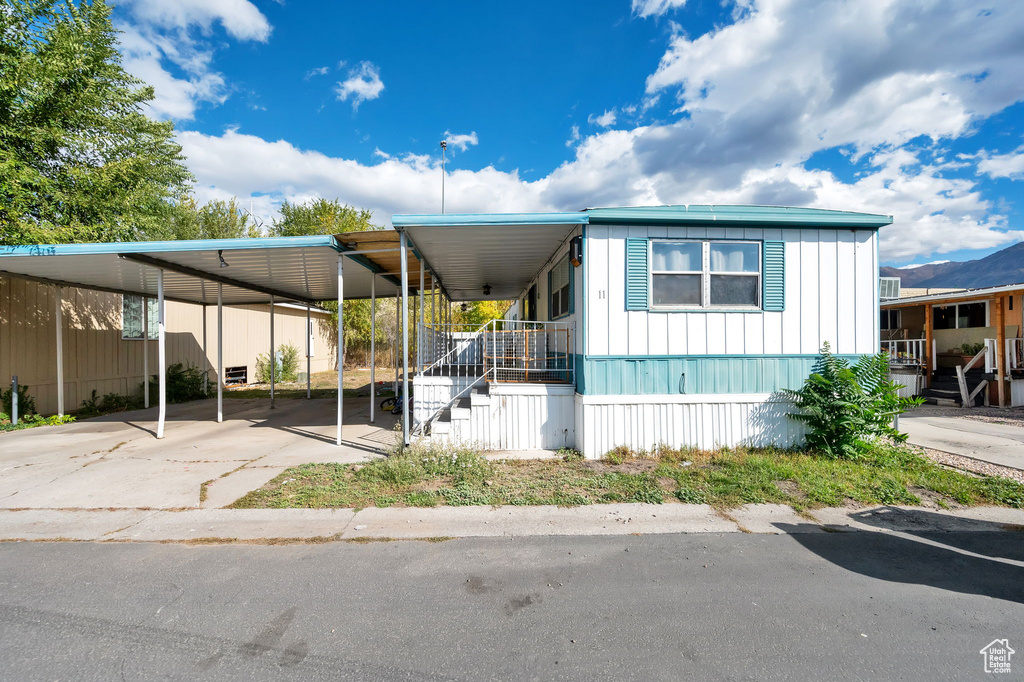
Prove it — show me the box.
[881,241,1024,289]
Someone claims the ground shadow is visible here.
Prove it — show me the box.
[775,521,1024,605]
[849,507,1024,562]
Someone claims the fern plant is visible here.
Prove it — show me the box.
[783,343,924,459]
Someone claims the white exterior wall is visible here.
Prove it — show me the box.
[584,224,879,357]
[576,395,806,456]
[1012,380,1024,408]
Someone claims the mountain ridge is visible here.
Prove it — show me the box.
[880,241,1024,289]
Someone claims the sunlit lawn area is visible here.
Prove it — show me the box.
[231,442,1024,511]
[224,367,398,399]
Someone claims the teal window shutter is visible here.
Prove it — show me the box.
[762,241,785,311]
[625,238,649,310]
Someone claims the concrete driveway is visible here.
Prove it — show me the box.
[0,398,397,510]
[901,407,1024,470]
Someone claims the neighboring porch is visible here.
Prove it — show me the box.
[880,285,1024,407]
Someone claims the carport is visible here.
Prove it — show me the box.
[0,233,437,446]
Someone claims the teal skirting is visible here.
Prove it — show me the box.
[576,354,865,395]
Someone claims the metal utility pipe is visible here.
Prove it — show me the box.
[336,254,344,446]
[370,274,376,424]
[270,295,275,409]
[55,287,64,417]
[217,284,223,423]
[400,231,410,446]
[143,296,149,409]
[157,269,166,439]
[306,305,312,400]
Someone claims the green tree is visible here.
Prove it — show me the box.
[0,0,192,245]
[270,198,376,237]
[271,198,382,366]
[149,196,260,241]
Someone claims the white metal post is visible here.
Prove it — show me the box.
[55,287,64,417]
[269,294,275,409]
[217,283,223,423]
[306,305,312,399]
[201,304,207,394]
[418,260,425,376]
[143,296,149,409]
[394,295,400,395]
[157,269,166,439]
[400,231,410,446]
[342,251,350,444]
[370,273,376,424]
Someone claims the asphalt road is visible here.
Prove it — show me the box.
[1,530,1022,681]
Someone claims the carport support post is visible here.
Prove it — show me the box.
[270,295,275,409]
[306,305,311,400]
[370,273,376,423]
[418,260,424,376]
[400,230,410,446]
[55,284,64,417]
[336,254,344,446]
[394,296,400,395]
[157,269,166,439]
[143,296,149,409]
[217,283,223,423]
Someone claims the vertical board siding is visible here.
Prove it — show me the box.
[1011,380,1024,408]
[577,399,805,458]
[0,276,334,415]
[589,226,878,358]
[430,386,576,451]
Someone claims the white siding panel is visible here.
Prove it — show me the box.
[835,230,857,354]
[576,395,804,458]
[431,384,575,450]
[585,224,878,361]
[817,231,839,349]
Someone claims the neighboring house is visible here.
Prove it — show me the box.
[880,283,1024,408]
[397,205,890,458]
[0,275,334,415]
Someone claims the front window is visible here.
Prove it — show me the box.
[550,254,571,319]
[122,295,158,340]
[651,240,760,308]
[880,309,901,330]
[934,302,987,330]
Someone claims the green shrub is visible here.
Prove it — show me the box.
[79,390,144,416]
[0,413,74,432]
[956,342,986,356]
[1,384,36,417]
[255,343,300,383]
[784,343,924,460]
[147,362,208,404]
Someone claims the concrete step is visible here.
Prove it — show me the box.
[451,398,472,421]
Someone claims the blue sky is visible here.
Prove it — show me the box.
[111,0,1024,267]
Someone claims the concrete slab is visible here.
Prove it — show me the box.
[0,510,155,541]
[727,504,824,534]
[200,466,286,509]
[343,503,739,538]
[106,508,358,541]
[0,398,390,510]
[902,412,1024,470]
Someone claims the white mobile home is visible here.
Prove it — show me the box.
[396,205,890,458]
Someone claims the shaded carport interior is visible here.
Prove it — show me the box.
[0,234,436,446]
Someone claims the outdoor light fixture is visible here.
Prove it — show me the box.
[218,250,229,268]
[483,284,491,296]
[460,303,468,312]
[569,235,583,267]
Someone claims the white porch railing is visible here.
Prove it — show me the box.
[881,339,927,366]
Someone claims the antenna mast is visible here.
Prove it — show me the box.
[440,140,447,214]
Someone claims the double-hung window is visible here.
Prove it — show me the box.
[549,254,571,319]
[651,240,761,309]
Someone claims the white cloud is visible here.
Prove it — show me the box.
[118,0,271,41]
[977,147,1024,180]
[565,125,581,148]
[335,62,384,110]
[443,131,479,152]
[114,0,270,120]
[632,0,687,18]
[587,109,617,127]
[172,0,1024,262]
[305,66,330,79]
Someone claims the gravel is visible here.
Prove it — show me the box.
[910,404,1024,426]
[914,445,1024,484]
